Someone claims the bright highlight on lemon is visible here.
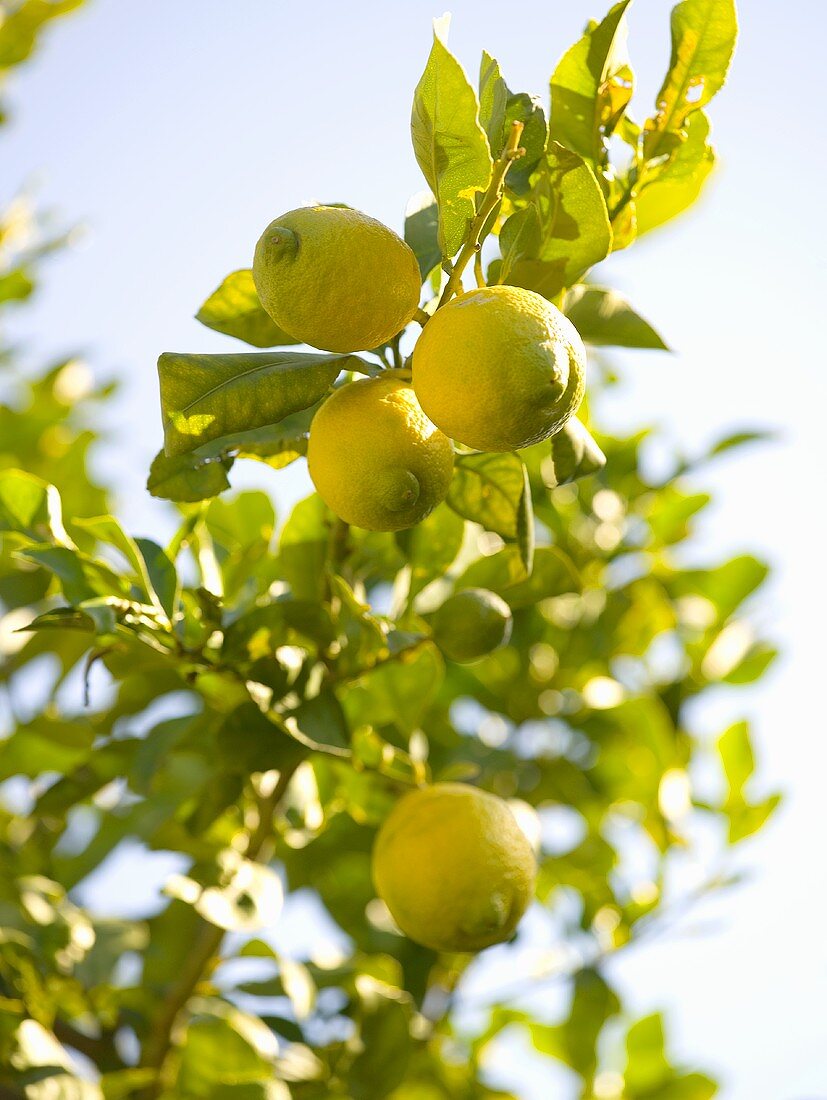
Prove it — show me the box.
[253,205,422,354]
[372,782,536,953]
[412,284,587,452]
[306,375,454,532]
[432,587,513,662]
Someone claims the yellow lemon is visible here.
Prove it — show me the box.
[253,206,422,353]
[432,588,513,663]
[306,376,454,532]
[412,284,586,452]
[372,783,536,953]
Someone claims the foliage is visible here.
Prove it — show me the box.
[0,2,777,1098]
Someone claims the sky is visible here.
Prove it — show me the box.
[3,0,827,1095]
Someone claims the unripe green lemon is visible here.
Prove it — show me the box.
[253,206,422,353]
[306,376,454,532]
[432,587,513,662]
[372,782,536,953]
[412,284,586,452]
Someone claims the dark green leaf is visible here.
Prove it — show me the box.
[404,194,441,280]
[196,268,300,348]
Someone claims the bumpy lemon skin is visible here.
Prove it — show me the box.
[253,206,422,354]
[412,284,587,452]
[372,783,536,953]
[306,376,454,532]
[432,588,513,663]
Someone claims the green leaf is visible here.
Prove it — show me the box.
[494,143,612,299]
[16,545,129,604]
[176,1002,277,1093]
[564,284,669,349]
[147,448,233,503]
[478,53,547,195]
[550,0,634,171]
[286,685,350,755]
[404,193,441,280]
[544,418,607,486]
[705,427,776,459]
[447,452,526,540]
[196,268,299,348]
[516,462,535,575]
[398,502,465,603]
[411,16,493,257]
[279,493,331,602]
[0,266,34,304]
[717,720,755,799]
[0,468,71,546]
[158,350,348,457]
[342,642,443,734]
[0,717,94,780]
[74,516,179,620]
[644,0,738,160]
[456,545,580,608]
[167,851,283,932]
[636,111,715,235]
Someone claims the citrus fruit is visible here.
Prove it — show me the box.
[253,205,421,353]
[306,376,454,531]
[432,587,513,662]
[412,284,587,452]
[372,782,536,953]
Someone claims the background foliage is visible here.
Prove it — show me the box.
[0,2,779,1097]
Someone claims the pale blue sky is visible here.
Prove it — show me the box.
[4,1,826,1095]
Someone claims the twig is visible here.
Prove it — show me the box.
[435,121,525,309]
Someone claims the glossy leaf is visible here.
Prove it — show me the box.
[637,111,715,235]
[158,350,347,456]
[447,451,525,540]
[404,193,441,280]
[146,448,232,503]
[544,418,607,486]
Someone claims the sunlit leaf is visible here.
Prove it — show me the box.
[196,268,300,348]
[564,284,669,349]
[411,17,493,257]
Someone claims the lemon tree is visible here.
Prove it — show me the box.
[0,3,779,1099]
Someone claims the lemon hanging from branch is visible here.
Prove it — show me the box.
[253,205,422,353]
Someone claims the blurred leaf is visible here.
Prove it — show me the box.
[0,716,94,780]
[279,492,331,602]
[644,0,737,160]
[158,350,348,456]
[196,268,299,348]
[0,468,71,546]
[16,544,129,603]
[398,502,465,603]
[564,284,669,349]
[550,0,634,171]
[531,968,620,1079]
[404,194,441,280]
[168,851,284,932]
[411,17,493,257]
[0,0,83,71]
[176,1001,277,1093]
[705,427,777,459]
[343,642,443,734]
[456,545,580,608]
[667,554,768,622]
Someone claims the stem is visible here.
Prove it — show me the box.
[473,249,485,288]
[137,762,300,1096]
[414,307,430,326]
[436,121,525,309]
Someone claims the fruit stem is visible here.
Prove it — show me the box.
[435,121,525,309]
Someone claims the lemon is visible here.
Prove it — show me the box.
[372,782,536,952]
[306,376,454,531]
[412,284,587,452]
[253,206,422,353]
[432,588,512,663]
